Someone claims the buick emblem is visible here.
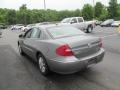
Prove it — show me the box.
[88,43,92,48]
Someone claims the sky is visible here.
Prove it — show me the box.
[0,0,120,10]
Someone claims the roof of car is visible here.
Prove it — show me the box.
[36,24,64,30]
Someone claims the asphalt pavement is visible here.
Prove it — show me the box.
[0,26,120,90]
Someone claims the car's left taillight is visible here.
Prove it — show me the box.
[56,44,73,56]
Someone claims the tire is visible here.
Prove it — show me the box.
[37,54,50,76]
[18,45,24,55]
[86,26,93,33]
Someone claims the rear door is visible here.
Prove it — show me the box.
[21,29,32,54]
[22,28,41,58]
[77,17,86,30]
[70,17,78,28]
[70,17,85,30]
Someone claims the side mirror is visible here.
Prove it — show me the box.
[19,34,24,38]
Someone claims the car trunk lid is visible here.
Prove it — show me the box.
[55,35,101,58]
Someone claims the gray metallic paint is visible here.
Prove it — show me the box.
[18,26,105,74]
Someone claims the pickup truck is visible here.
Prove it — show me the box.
[59,17,95,33]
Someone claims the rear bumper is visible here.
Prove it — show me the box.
[47,48,105,74]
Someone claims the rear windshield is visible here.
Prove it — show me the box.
[47,26,85,38]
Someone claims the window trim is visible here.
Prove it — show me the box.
[24,29,32,38]
[71,17,77,23]
[77,17,84,23]
[29,27,41,39]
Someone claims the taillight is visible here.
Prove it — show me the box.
[56,44,73,56]
[99,38,103,47]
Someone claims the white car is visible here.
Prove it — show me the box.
[11,24,24,30]
[21,24,35,32]
[59,17,95,33]
[21,26,30,32]
[111,21,120,27]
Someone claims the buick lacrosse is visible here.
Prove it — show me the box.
[18,25,105,75]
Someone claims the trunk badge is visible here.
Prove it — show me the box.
[88,43,92,48]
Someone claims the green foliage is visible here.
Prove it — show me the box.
[95,2,104,18]
[0,1,120,25]
[82,4,93,20]
[99,7,108,21]
[6,10,16,25]
[0,8,9,24]
[108,0,118,18]
[114,4,120,20]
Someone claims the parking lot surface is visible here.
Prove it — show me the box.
[0,26,120,90]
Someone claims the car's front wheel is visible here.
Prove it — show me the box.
[37,54,50,76]
[18,45,24,55]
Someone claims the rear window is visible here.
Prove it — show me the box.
[47,26,85,38]
[78,18,83,22]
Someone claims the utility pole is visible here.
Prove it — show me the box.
[44,0,46,10]
[93,0,95,20]
[44,0,46,22]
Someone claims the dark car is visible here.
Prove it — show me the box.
[100,19,114,27]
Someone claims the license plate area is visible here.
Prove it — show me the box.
[88,58,97,65]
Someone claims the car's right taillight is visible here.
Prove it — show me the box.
[56,44,73,56]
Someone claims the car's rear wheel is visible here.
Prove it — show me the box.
[86,26,93,33]
[37,54,50,76]
[18,45,24,55]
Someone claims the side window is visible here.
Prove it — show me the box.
[71,18,77,23]
[24,30,32,38]
[30,28,41,38]
[78,18,83,23]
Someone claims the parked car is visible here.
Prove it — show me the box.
[59,17,95,33]
[18,25,105,75]
[111,21,120,27]
[35,22,51,27]
[11,24,24,30]
[21,24,35,32]
[95,20,103,26]
[100,19,114,27]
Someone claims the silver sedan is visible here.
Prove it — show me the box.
[18,25,105,75]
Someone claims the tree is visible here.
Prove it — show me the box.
[20,4,27,11]
[6,10,16,25]
[95,2,104,19]
[0,8,9,24]
[108,0,118,18]
[116,4,120,19]
[1,2,120,25]
[99,7,108,20]
[73,9,82,17]
[82,4,93,20]
[18,4,27,25]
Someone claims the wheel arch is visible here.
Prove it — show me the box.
[18,41,19,46]
[36,51,46,61]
